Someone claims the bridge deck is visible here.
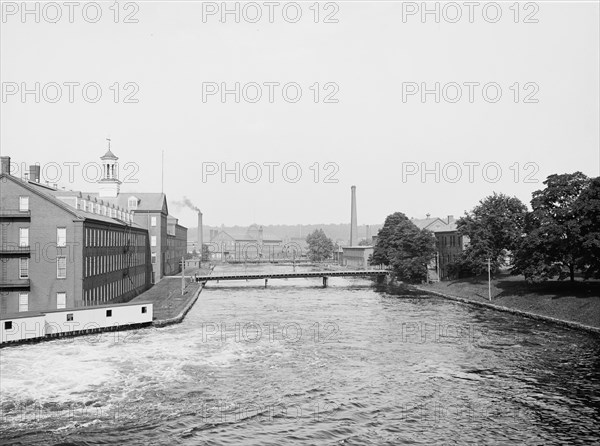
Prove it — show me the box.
[195,270,389,281]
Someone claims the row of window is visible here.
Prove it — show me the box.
[85,227,146,248]
[17,292,66,312]
[438,235,460,248]
[83,273,146,304]
[77,199,133,224]
[84,252,146,278]
[16,227,155,250]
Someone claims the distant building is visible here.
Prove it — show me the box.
[411,215,469,280]
[0,146,189,315]
[341,246,373,269]
[208,224,284,261]
[0,157,152,314]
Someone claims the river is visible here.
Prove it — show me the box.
[1,264,599,445]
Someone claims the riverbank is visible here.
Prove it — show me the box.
[131,265,213,326]
[415,273,600,333]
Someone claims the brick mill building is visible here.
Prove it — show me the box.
[0,149,187,314]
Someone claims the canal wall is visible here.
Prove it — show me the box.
[152,282,205,327]
[414,286,600,335]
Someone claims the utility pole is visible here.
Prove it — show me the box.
[487,257,491,301]
[181,256,185,296]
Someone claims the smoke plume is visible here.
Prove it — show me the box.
[173,196,200,212]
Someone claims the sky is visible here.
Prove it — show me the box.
[1,1,599,229]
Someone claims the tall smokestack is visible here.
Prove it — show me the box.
[197,211,203,256]
[350,185,358,246]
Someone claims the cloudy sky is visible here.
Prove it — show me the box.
[1,1,598,229]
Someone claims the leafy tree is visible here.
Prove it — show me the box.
[372,212,436,283]
[389,221,437,283]
[358,239,371,246]
[201,244,210,261]
[575,177,600,278]
[372,212,410,265]
[512,172,590,282]
[306,229,334,262]
[456,193,528,275]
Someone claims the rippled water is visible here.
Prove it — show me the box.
[1,265,599,445]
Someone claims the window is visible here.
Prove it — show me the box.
[67,313,73,321]
[57,292,66,309]
[19,293,28,312]
[19,228,29,247]
[4,321,12,330]
[106,309,112,317]
[151,216,157,227]
[128,196,138,209]
[19,196,29,211]
[151,253,157,264]
[19,258,29,279]
[57,256,67,278]
[57,227,67,247]
[141,306,147,314]
[151,236,157,247]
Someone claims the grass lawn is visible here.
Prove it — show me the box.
[420,272,600,329]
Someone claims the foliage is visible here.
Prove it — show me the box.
[512,172,591,282]
[456,193,528,275]
[201,244,210,261]
[575,177,600,279]
[372,212,436,283]
[306,229,334,262]
[371,212,410,265]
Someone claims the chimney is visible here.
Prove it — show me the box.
[258,226,264,244]
[350,185,358,246]
[426,213,431,218]
[0,156,10,175]
[447,215,454,224]
[197,211,203,255]
[29,165,41,182]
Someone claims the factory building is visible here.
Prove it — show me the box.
[0,157,151,313]
[0,148,189,314]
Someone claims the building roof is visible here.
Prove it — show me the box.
[1,174,145,229]
[84,192,168,213]
[100,148,118,160]
[411,217,458,233]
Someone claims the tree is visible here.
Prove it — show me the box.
[575,177,600,278]
[306,229,334,262]
[456,193,528,275]
[389,221,437,283]
[512,172,590,282]
[371,212,436,283]
[372,212,410,265]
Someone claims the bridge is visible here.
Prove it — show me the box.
[192,270,390,288]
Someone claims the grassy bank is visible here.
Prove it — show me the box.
[417,272,600,329]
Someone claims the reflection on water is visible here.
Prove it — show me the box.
[1,265,599,445]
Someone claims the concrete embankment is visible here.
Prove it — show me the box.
[413,285,600,335]
[132,266,214,326]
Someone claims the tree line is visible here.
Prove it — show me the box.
[372,172,600,284]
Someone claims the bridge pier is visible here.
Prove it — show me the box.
[323,276,328,288]
[265,278,268,288]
